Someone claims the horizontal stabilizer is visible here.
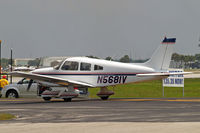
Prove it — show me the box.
[136,72,192,77]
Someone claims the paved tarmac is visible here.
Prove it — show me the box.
[1,98,200,123]
[2,74,200,132]
[1,98,200,133]
[1,122,200,133]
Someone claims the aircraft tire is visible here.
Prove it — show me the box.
[101,96,109,100]
[43,97,52,101]
[63,98,72,102]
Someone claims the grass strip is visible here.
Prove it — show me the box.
[0,113,15,120]
[89,78,200,98]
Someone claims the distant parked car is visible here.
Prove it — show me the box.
[2,78,38,98]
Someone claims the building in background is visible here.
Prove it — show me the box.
[14,58,35,66]
[12,57,70,71]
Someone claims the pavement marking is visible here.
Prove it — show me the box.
[167,99,200,102]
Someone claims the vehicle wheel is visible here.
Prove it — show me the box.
[63,98,72,102]
[6,90,19,98]
[43,97,52,101]
[101,96,109,100]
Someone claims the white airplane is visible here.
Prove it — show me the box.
[13,66,36,71]
[10,37,189,101]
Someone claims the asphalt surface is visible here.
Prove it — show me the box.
[1,98,200,123]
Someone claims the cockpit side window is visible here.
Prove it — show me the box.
[94,65,103,70]
[61,61,79,71]
[80,62,91,71]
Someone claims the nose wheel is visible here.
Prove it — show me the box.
[97,87,114,100]
[43,97,52,101]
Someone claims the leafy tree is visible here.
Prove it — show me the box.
[86,55,99,59]
[120,55,130,63]
[105,56,113,61]
[195,54,200,61]
[1,58,12,68]
[172,53,181,62]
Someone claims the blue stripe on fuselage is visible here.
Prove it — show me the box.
[35,73,137,76]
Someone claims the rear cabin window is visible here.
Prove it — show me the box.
[80,62,91,71]
[61,61,79,70]
[94,65,103,70]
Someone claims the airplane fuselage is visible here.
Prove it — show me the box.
[32,57,157,87]
[10,37,177,101]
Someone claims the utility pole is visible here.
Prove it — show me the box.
[10,48,13,83]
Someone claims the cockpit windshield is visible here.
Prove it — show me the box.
[61,61,79,71]
[54,59,65,70]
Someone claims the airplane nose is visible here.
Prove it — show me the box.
[31,68,46,74]
[31,67,53,74]
[31,69,41,74]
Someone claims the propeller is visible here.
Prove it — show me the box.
[27,79,34,91]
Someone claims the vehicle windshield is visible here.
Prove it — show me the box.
[17,78,36,84]
[54,59,65,70]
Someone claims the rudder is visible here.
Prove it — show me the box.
[144,37,176,70]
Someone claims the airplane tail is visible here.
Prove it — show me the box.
[144,37,176,70]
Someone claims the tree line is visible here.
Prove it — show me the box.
[87,55,147,63]
[2,53,200,69]
[171,53,200,68]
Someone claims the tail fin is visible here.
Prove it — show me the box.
[144,37,176,70]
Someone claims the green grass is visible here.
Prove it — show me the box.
[0,113,15,120]
[88,78,200,98]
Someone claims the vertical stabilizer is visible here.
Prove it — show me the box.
[144,37,176,70]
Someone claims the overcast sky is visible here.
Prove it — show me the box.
[1,0,200,59]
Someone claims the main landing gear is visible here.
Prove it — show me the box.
[43,97,52,101]
[97,87,114,100]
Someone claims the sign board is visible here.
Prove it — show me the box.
[162,69,184,87]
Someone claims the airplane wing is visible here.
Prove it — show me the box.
[136,72,192,77]
[10,71,95,87]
